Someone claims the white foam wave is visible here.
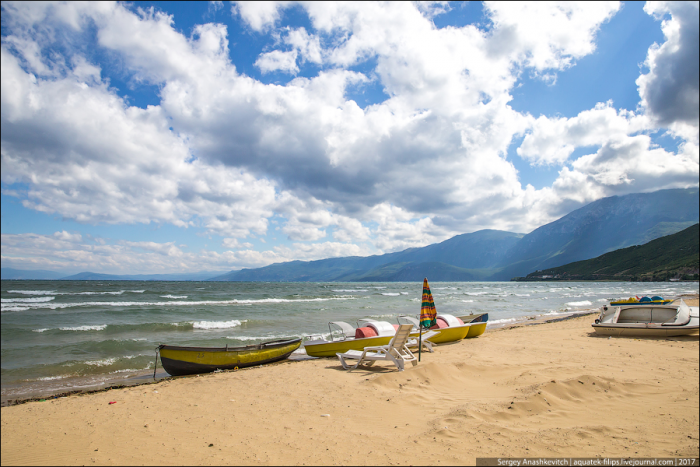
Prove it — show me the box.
[461,300,474,303]
[37,375,69,381]
[488,317,516,326]
[59,325,108,332]
[160,295,188,299]
[332,289,368,292]
[227,334,293,341]
[8,290,56,295]
[381,293,400,296]
[1,305,30,312]
[465,292,488,296]
[192,319,244,330]
[566,300,592,307]
[7,289,145,296]
[74,291,125,295]
[1,296,54,303]
[85,357,117,366]
[2,296,356,311]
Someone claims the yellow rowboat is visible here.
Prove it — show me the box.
[157,338,302,376]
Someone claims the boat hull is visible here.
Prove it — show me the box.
[464,322,487,338]
[304,335,395,358]
[304,324,473,357]
[159,338,302,376]
[426,324,471,343]
[591,324,698,337]
[592,302,699,337]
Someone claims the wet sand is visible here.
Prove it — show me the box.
[1,299,698,465]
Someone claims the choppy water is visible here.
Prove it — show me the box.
[2,280,697,401]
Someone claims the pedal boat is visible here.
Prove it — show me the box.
[303,315,472,358]
[158,338,302,376]
[303,320,398,358]
[591,300,699,337]
[398,314,476,343]
[457,313,488,338]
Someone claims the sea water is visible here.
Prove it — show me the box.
[2,280,697,402]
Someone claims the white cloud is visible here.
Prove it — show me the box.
[255,49,299,74]
[1,43,277,239]
[222,238,254,250]
[232,1,291,32]
[637,1,699,143]
[518,102,649,165]
[1,1,697,274]
[484,1,620,73]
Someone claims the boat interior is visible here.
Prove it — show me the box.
[599,300,692,326]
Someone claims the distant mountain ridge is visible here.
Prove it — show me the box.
[1,269,227,281]
[514,223,699,282]
[208,230,523,281]
[59,271,228,281]
[4,188,698,282]
[1,268,68,280]
[490,188,699,280]
[211,187,699,282]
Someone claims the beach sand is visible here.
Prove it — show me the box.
[2,300,698,465]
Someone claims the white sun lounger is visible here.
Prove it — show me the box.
[398,316,437,352]
[336,324,417,371]
[407,330,438,353]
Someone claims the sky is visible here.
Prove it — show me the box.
[1,1,698,275]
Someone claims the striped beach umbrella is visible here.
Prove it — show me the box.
[418,278,437,362]
[420,278,437,329]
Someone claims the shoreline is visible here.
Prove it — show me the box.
[0,309,599,407]
[2,293,696,406]
[2,308,697,465]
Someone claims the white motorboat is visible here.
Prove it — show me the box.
[591,299,699,337]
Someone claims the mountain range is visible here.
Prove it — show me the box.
[514,223,699,282]
[211,187,699,282]
[3,188,698,282]
[0,269,226,281]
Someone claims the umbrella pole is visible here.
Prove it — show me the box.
[419,326,422,362]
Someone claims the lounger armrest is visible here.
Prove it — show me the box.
[362,345,389,352]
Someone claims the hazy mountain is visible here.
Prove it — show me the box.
[212,187,698,282]
[58,271,227,281]
[490,188,699,280]
[6,188,697,283]
[514,223,699,282]
[1,268,68,280]
[208,230,523,281]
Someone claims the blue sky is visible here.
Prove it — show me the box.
[1,1,698,275]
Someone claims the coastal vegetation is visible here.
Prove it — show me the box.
[513,223,699,282]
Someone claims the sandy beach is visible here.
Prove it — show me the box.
[2,299,698,466]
